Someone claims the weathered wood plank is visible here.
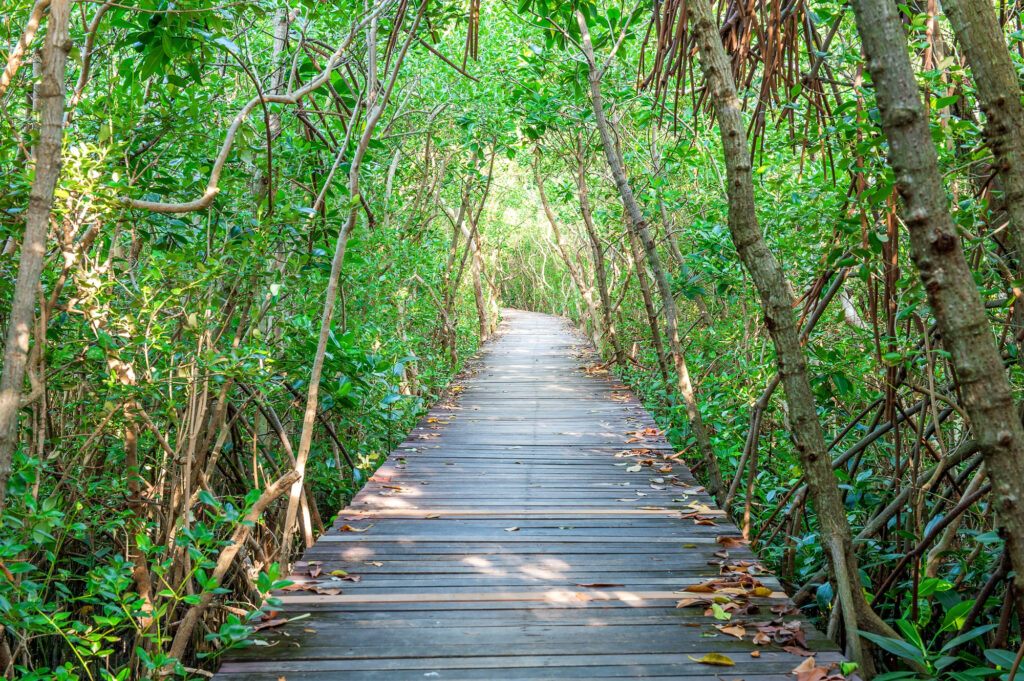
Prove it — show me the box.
[215,310,841,679]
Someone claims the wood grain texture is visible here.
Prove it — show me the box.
[215,310,842,680]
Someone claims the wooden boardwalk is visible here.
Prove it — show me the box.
[217,310,843,680]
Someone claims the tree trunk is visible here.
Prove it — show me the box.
[461,220,491,342]
[684,0,902,665]
[652,146,714,327]
[848,0,1024,625]
[626,226,671,382]
[941,0,1024,360]
[576,15,723,500]
[280,2,425,563]
[0,0,70,510]
[576,141,626,365]
[534,159,605,346]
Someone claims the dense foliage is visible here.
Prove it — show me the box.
[2,0,1024,678]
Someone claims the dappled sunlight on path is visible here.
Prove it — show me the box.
[216,310,842,680]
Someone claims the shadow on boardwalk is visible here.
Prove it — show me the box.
[216,309,843,680]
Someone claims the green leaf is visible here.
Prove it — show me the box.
[854,629,927,664]
[984,649,1018,670]
[941,624,996,652]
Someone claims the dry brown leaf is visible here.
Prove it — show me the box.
[783,646,815,657]
[750,650,761,658]
[682,583,717,593]
[338,524,373,533]
[793,658,817,673]
[253,618,288,631]
[798,667,829,681]
[753,632,771,645]
[716,536,749,549]
[425,513,441,519]
[717,625,746,639]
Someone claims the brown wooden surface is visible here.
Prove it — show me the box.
[216,309,842,680]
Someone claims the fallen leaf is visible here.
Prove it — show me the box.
[316,588,341,595]
[753,632,771,645]
[717,624,746,639]
[425,513,441,519]
[505,527,519,532]
[365,561,384,567]
[683,584,716,593]
[793,658,817,673]
[689,653,735,667]
[253,618,288,631]
[626,464,642,472]
[338,524,373,533]
[751,650,761,658]
[752,586,773,597]
[716,536,749,549]
[329,570,348,577]
[783,646,815,657]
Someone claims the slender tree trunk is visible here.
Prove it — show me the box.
[576,16,723,499]
[576,142,625,365]
[652,147,714,327]
[534,159,605,346]
[280,2,424,563]
[941,0,1024,360]
[0,0,70,511]
[684,0,903,665]
[848,0,1024,625]
[626,226,671,382]
[461,220,491,342]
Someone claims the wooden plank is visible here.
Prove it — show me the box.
[215,309,841,679]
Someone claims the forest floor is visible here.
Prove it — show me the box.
[213,310,843,680]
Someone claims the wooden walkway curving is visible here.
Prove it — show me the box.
[217,310,843,680]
